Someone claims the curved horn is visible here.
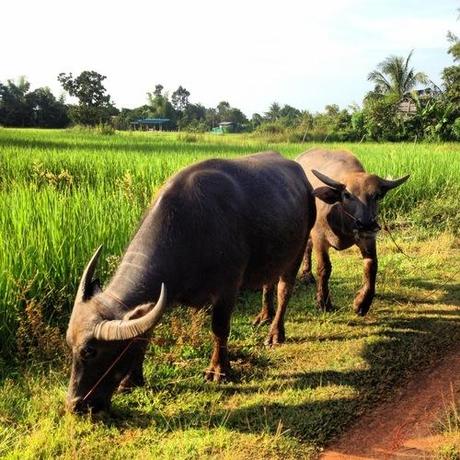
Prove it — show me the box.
[379,174,410,190]
[93,283,167,341]
[311,169,346,191]
[75,245,103,304]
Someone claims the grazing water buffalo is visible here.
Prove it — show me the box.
[66,151,316,413]
[296,149,409,315]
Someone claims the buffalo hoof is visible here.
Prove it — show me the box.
[353,291,373,316]
[204,363,232,383]
[252,312,274,327]
[353,302,370,316]
[317,299,333,312]
[264,327,285,347]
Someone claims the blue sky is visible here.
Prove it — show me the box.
[1,0,458,116]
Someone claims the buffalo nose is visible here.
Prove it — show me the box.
[356,219,381,232]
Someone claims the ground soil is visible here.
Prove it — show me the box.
[321,343,460,459]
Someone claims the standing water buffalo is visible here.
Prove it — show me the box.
[66,151,317,414]
[296,149,409,315]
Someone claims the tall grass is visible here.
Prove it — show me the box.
[0,128,459,356]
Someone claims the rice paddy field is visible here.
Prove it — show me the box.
[0,128,459,458]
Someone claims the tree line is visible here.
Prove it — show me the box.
[1,32,459,141]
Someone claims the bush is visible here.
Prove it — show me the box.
[94,123,115,135]
[177,132,199,143]
[255,122,286,135]
[452,117,460,140]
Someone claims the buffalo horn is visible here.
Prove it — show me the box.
[379,174,410,190]
[75,245,103,304]
[311,169,346,191]
[93,284,167,341]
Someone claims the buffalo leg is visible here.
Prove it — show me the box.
[300,238,315,285]
[253,284,275,326]
[205,296,234,382]
[265,254,302,346]
[353,238,378,316]
[316,243,333,311]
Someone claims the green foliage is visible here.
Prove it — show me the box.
[171,85,190,113]
[367,50,428,98]
[442,33,460,107]
[2,20,459,140]
[147,84,176,123]
[57,71,117,126]
[0,77,69,128]
[363,95,400,141]
[453,117,460,139]
[216,101,248,129]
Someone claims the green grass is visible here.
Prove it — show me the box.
[0,128,459,458]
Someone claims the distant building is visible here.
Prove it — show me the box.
[211,121,236,134]
[398,87,442,117]
[397,98,417,116]
[130,118,170,131]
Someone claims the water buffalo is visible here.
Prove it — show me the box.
[296,149,409,315]
[66,151,316,414]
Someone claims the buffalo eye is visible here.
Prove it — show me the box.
[80,345,97,360]
[343,190,352,200]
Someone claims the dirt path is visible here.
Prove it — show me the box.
[321,344,460,459]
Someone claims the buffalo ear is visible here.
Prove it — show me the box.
[313,186,342,204]
[88,279,102,298]
[123,303,154,321]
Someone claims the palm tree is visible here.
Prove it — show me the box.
[367,50,428,99]
[265,102,281,121]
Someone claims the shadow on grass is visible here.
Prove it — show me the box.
[377,278,460,307]
[102,306,460,449]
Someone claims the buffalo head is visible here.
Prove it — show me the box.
[66,246,167,414]
[311,169,409,237]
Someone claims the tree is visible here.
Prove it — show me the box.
[147,84,176,123]
[171,86,191,130]
[0,77,69,128]
[153,84,164,97]
[0,77,33,126]
[362,94,401,141]
[205,107,218,128]
[250,113,264,129]
[171,86,190,112]
[367,50,428,98]
[214,101,248,130]
[216,101,231,122]
[57,71,116,125]
[299,111,314,131]
[182,103,205,123]
[265,102,282,121]
[279,104,301,126]
[442,32,460,105]
[27,87,69,128]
